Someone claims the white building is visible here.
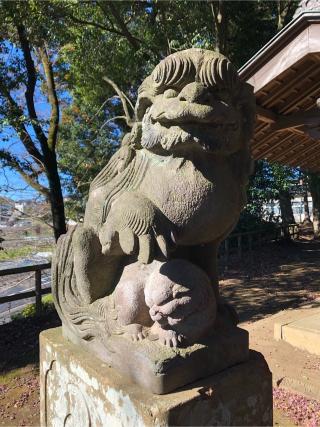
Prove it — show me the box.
[264,196,313,223]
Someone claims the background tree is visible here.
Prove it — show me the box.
[0,1,67,239]
[0,0,301,231]
[52,0,298,216]
[270,164,297,225]
[300,171,311,223]
[308,173,320,237]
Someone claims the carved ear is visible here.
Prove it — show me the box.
[135,95,153,121]
[135,75,155,121]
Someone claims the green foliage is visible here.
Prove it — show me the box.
[11,294,55,320]
[0,245,53,261]
[0,0,300,221]
[50,0,299,215]
[236,211,280,234]
[241,160,299,228]
[0,246,35,261]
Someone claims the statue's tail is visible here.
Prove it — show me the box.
[52,226,102,340]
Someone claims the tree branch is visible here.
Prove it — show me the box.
[38,46,60,151]
[16,24,49,153]
[209,0,227,54]
[0,149,50,197]
[103,77,134,127]
[98,1,141,50]
[0,79,44,163]
[12,205,54,229]
[66,13,125,36]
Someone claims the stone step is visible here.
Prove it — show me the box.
[274,310,320,356]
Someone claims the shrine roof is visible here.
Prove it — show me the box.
[239,10,320,172]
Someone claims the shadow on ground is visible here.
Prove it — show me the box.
[0,311,61,373]
[1,236,320,371]
[220,237,320,322]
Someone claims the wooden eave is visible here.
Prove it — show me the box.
[239,13,320,172]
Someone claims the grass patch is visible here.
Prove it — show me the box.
[0,245,53,261]
[0,365,38,385]
[0,307,61,372]
[0,246,35,261]
[11,294,55,321]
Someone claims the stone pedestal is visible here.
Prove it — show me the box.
[40,328,272,426]
[63,321,250,394]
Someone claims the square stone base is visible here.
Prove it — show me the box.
[40,328,273,427]
[63,322,249,394]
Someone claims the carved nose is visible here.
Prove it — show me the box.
[178,82,208,104]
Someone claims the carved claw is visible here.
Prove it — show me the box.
[122,324,147,342]
[149,326,185,348]
[99,192,175,264]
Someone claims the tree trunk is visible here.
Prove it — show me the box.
[278,189,295,225]
[309,173,320,238]
[209,0,228,55]
[303,190,311,223]
[45,152,66,241]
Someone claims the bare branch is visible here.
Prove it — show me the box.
[12,205,53,229]
[103,115,129,126]
[0,149,50,197]
[0,79,44,163]
[103,77,134,127]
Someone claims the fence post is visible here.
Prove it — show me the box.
[237,235,242,259]
[224,239,229,271]
[248,234,252,254]
[35,269,42,315]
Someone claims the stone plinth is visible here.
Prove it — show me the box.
[40,328,273,427]
[63,322,249,394]
[274,309,320,356]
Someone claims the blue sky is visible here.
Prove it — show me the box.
[0,41,61,201]
[1,39,125,203]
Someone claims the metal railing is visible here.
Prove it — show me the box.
[0,262,51,315]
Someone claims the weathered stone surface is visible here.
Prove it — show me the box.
[63,324,249,394]
[274,309,320,355]
[40,328,272,427]
[51,48,255,361]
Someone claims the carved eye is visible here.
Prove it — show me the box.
[163,88,179,98]
[216,89,232,105]
[201,91,215,105]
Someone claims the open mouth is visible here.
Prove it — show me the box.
[180,121,239,132]
[141,113,241,152]
[151,118,239,132]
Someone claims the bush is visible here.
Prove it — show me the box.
[11,294,55,320]
[233,211,279,234]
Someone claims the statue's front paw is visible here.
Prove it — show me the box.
[99,192,175,264]
[150,325,184,348]
[123,324,147,342]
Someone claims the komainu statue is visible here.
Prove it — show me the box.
[52,48,256,394]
